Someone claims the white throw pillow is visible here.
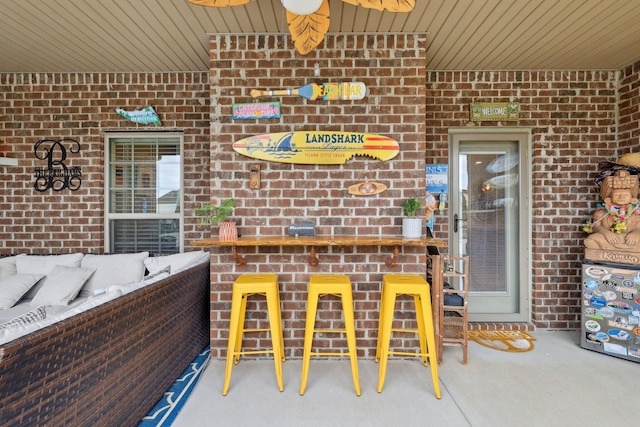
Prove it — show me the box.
[30,266,96,307]
[0,274,45,309]
[0,255,25,280]
[79,252,149,297]
[144,265,171,280]
[0,305,46,330]
[144,251,210,275]
[16,253,84,298]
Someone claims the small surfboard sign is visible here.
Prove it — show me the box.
[232,131,399,165]
[250,82,366,101]
[348,181,388,196]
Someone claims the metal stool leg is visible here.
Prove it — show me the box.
[223,288,244,396]
[418,285,441,399]
[265,287,284,392]
[414,294,429,366]
[375,282,387,363]
[376,290,396,393]
[341,289,361,396]
[299,286,319,395]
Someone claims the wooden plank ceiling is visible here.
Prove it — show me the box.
[1,0,639,72]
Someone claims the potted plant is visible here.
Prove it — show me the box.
[401,196,424,239]
[194,198,237,241]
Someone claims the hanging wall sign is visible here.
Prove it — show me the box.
[232,131,399,165]
[233,101,281,120]
[347,181,388,196]
[33,138,82,192]
[470,102,520,122]
[116,106,161,125]
[250,82,366,101]
[426,164,448,194]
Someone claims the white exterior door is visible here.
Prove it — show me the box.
[449,129,531,322]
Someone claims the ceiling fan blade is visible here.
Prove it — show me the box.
[187,0,254,7]
[341,0,415,13]
[286,0,330,55]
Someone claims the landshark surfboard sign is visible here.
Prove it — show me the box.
[232,131,399,165]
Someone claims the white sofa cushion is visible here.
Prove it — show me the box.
[79,252,149,297]
[0,254,25,280]
[0,274,45,309]
[16,253,84,298]
[30,266,96,307]
[0,306,46,330]
[144,251,210,275]
[0,289,123,346]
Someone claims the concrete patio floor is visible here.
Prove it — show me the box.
[172,331,637,427]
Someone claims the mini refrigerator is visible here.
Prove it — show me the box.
[581,260,640,362]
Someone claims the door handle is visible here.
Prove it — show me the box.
[454,213,467,233]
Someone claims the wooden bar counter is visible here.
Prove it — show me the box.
[193,235,447,267]
[193,234,448,359]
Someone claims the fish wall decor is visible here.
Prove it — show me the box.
[116,106,162,125]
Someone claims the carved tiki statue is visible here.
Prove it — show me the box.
[584,170,640,263]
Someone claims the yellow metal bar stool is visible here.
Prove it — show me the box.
[222,273,285,396]
[299,274,361,396]
[375,274,441,399]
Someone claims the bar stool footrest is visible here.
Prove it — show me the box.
[387,350,431,358]
[310,352,353,357]
[390,327,420,334]
[312,329,347,334]
[241,328,272,333]
[232,349,277,357]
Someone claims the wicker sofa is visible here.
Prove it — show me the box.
[0,254,210,426]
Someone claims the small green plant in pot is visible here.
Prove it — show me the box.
[401,197,424,239]
[194,198,237,241]
[401,197,424,217]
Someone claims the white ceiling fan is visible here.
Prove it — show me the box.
[187,0,415,55]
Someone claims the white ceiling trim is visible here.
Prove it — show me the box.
[0,0,638,72]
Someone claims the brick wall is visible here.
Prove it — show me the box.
[206,34,429,358]
[0,72,211,252]
[427,70,622,329]
[2,53,640,358]
[619,62,640,151]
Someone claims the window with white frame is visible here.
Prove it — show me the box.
[105,132,183,254]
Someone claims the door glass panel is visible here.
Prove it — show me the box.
[454,141,521,316]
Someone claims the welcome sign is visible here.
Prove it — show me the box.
[470,102,520,122]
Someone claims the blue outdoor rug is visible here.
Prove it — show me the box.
[138,346,210,427]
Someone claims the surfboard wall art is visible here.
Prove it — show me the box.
[347,181,388,196]
[232,131,399,165]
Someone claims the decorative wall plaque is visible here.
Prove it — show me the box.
[33,138,82,192]
[250,82,366,101]
[426,164,448,194]
[288,221,316,237]
[470,102,520,121]
[232,131,398,165]
[116,106,161,125]
[347,181,387,196]
[233,102,281,120]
